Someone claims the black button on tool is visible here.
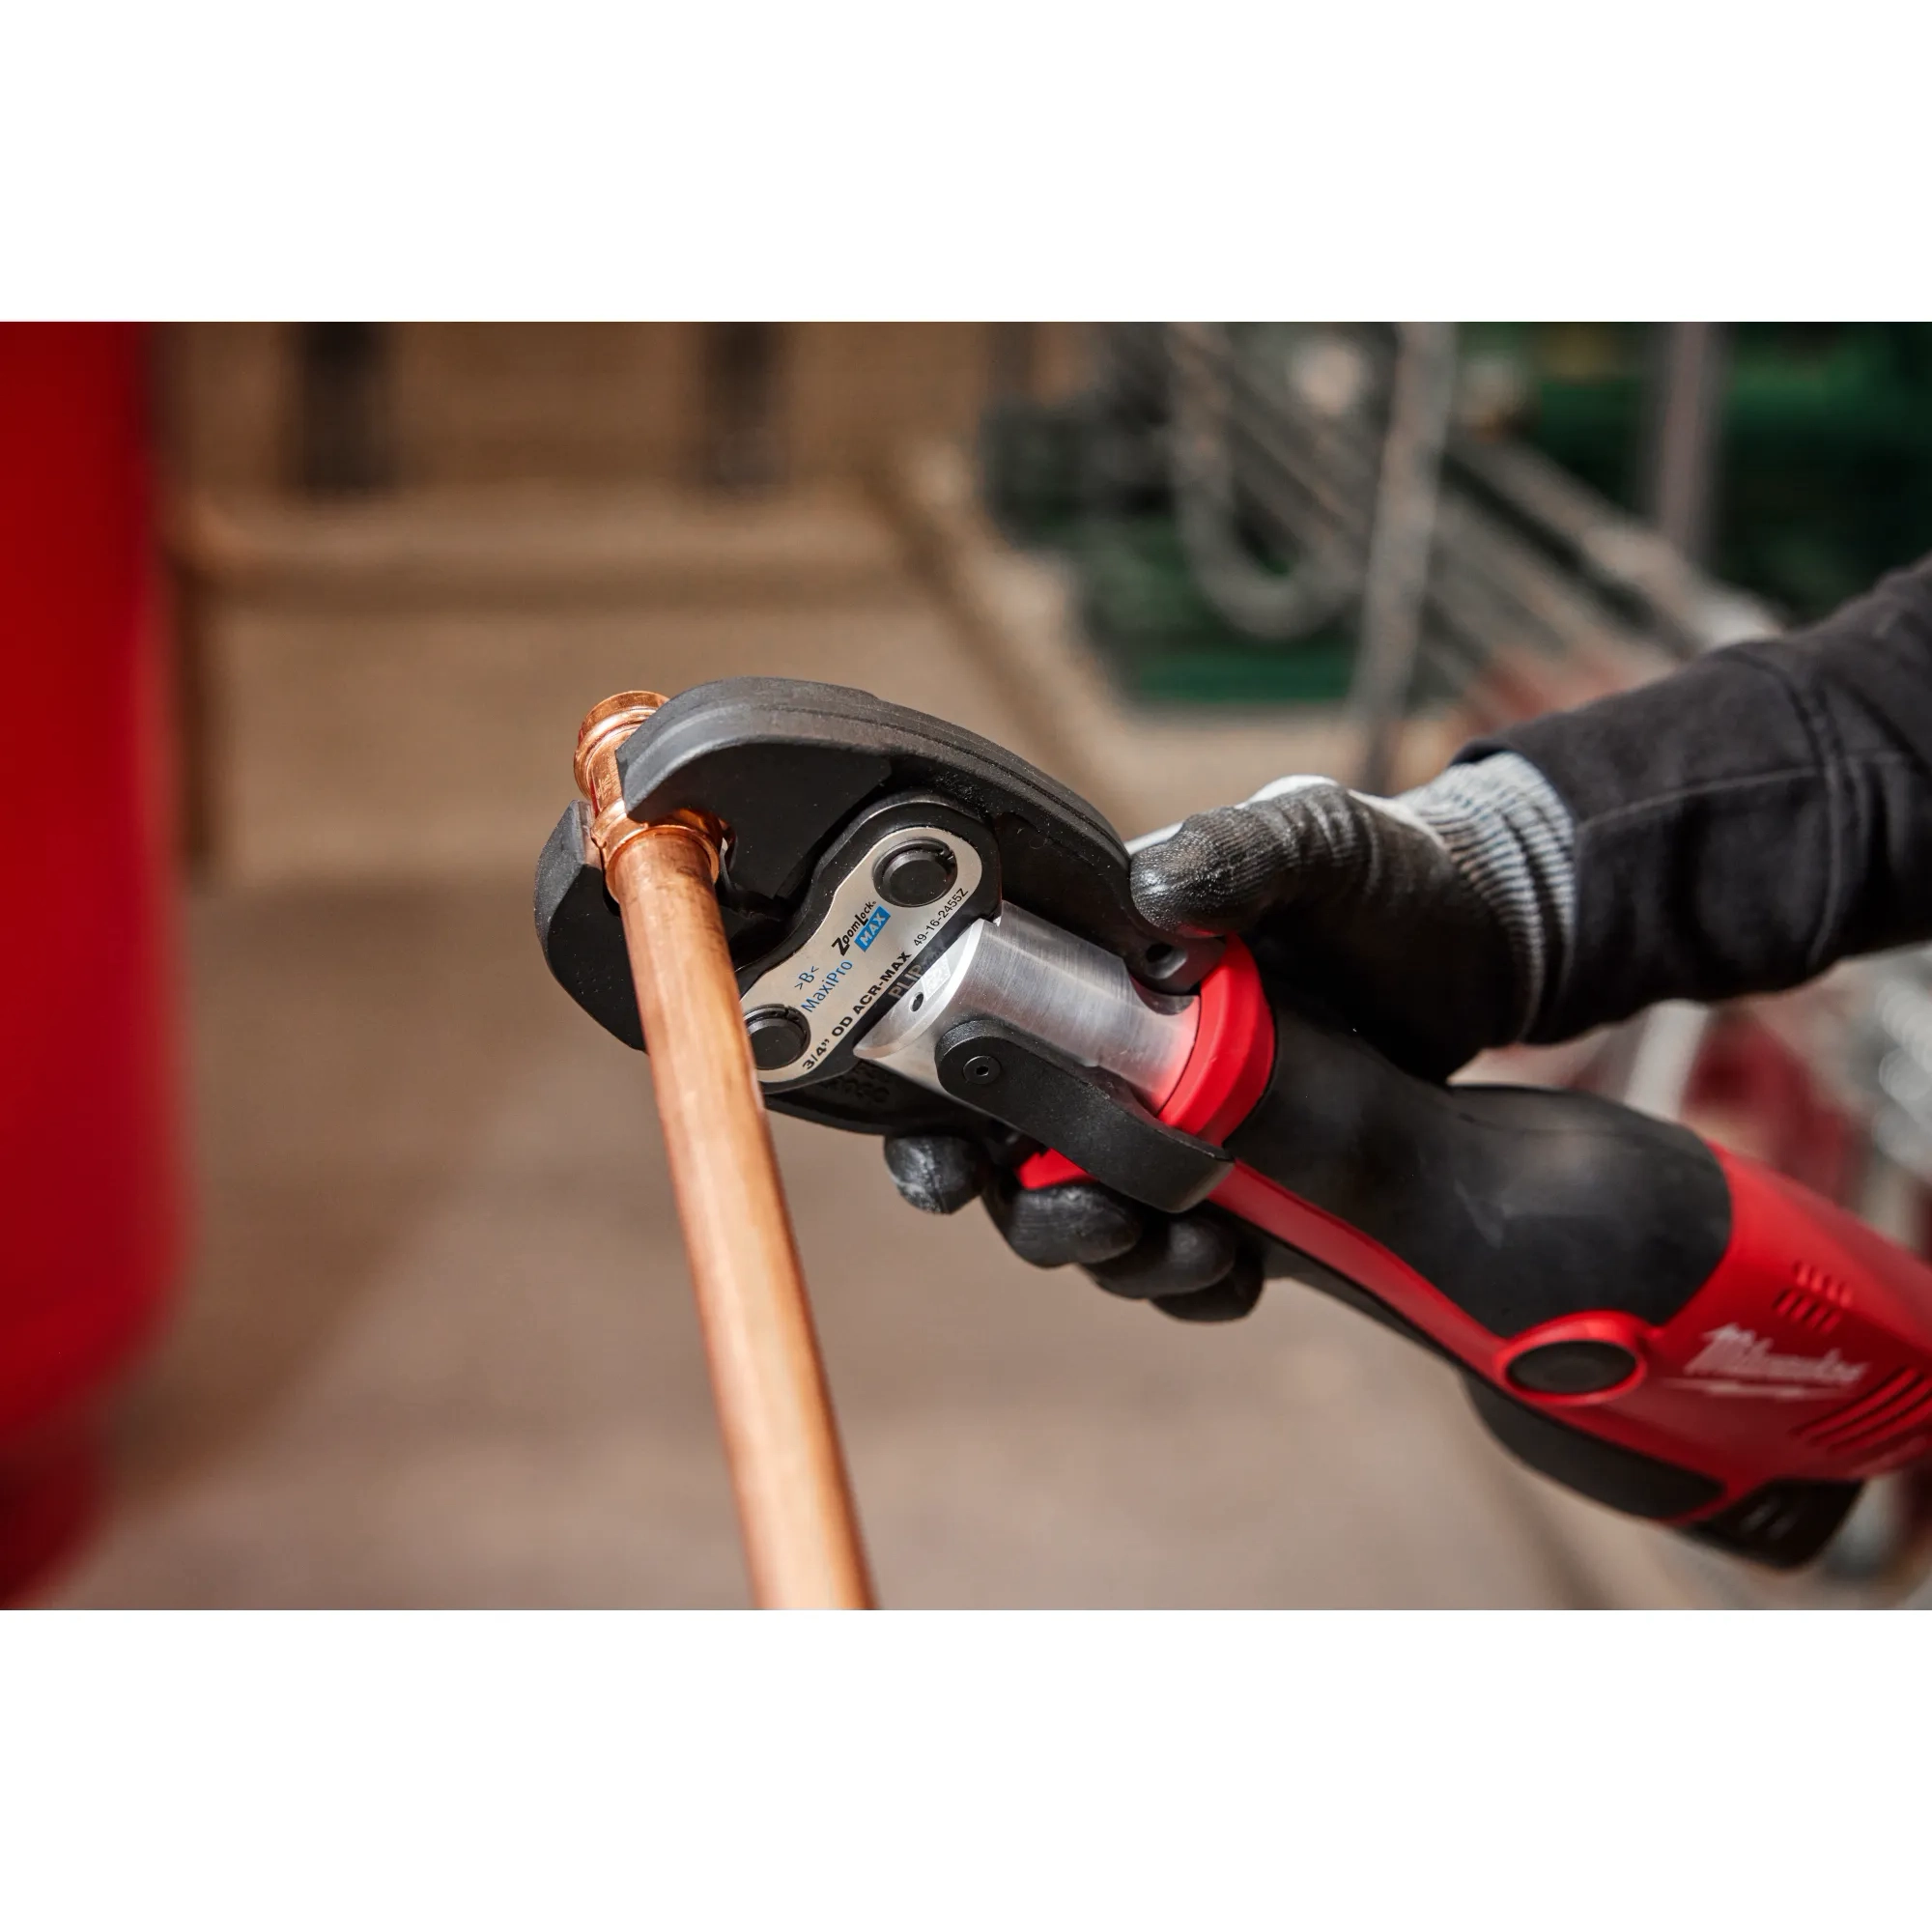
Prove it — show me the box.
[1506,1340,1639,1396]
[745,1005,811,1070]
[874,840,957,907]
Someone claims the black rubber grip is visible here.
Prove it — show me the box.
[1464,1378,1721,1520]
[1227,1001,1734,1337]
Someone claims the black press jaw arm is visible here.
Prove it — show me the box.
[532,677,1221,1139]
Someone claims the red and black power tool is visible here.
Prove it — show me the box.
[536,677,1932,1570]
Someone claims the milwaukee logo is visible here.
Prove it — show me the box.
[1682,1323,1866,1389]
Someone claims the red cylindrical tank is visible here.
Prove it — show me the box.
[0,323,182,1599]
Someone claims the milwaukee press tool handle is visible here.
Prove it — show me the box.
[1005,939,1932,1562]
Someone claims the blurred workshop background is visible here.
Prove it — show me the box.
[14,319,1932,1608]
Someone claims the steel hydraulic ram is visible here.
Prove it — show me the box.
[537,677,1932,1570]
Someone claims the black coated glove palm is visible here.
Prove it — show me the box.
[882,755,1575,1321]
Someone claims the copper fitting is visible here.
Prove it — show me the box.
[572,691,725,885]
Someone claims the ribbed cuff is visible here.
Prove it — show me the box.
[1397,752,1577,1038]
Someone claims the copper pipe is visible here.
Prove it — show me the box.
[576,693,874,1609]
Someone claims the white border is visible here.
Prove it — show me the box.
[7,1611,1926,1927]
[3,4,1927,317]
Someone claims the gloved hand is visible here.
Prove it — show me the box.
[882,751,1577,1321]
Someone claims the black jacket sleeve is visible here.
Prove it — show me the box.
[1461,553,1932,1044]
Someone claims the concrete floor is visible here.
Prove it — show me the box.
[47,471,1694,1607]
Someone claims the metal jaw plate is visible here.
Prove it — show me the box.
[736,803,993,1094]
